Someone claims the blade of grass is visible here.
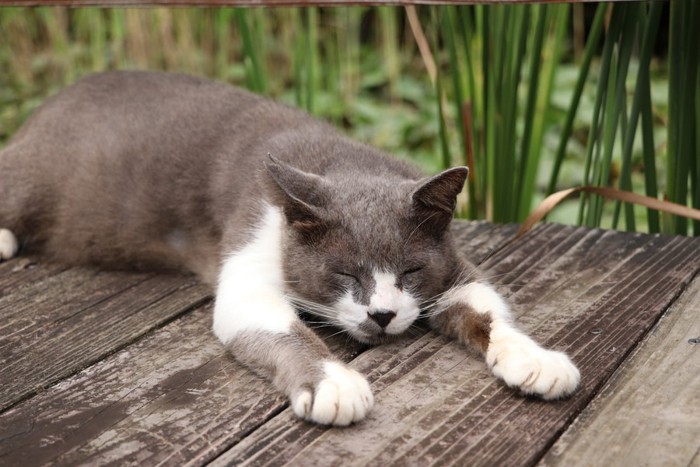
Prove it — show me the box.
[500,5,529,221]
[482,7,496,220]
[640,65,660,233]
[379,7,399,101]
[215,10,235,78]
[444,6,479,219]
[336,8,356,105]
[443,7,465,157]
[515,4,546,221]
[292,9,304,108]
[305,7,319,115]
[614,3,662,232]
[457,7,482,219]
[519,5,569,221]
[666,0,696,235]
[235,9,267,94]
[548,3,607,195]
[110,9,126,69]
[431,8,452,171]
[590,5,636,228]
[578,5,623,227]
[687,0,700,235]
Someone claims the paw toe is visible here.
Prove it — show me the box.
[291,389,313,419]
[489,337,580,400]
[537,351,580,399]
[305,361,373,426]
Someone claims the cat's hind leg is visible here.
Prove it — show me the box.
[430,281,580,400]
[0,229,18,261]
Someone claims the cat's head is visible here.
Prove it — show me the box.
[264,155,468,344]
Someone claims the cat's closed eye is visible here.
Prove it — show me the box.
[335,271,360,283]
[401,266,424,277]
[398,266,424,290]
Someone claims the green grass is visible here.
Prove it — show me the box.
[0,4,696,235]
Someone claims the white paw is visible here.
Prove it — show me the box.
[0,229,18,261]
[487,331,580,400]
[292,361,374,426]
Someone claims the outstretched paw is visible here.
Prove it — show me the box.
[487,332,580,400]
[291,361,374,426]
[0,229,18,261]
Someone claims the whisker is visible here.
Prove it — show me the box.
[321,328,350,341]
[305,322,341,329]
[404,324,427,339]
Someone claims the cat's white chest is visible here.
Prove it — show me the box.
[213,205,295,343]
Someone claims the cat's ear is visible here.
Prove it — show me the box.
[411,166,468,236]
[264,155,329,232]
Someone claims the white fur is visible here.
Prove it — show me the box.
[335,271,420,341]
[369,271,421,333]
[292,360,374,426]
[0,229,18,261]
[442,281,580,399]
[441,281,511,322]
[335,292,368,341]
[212,205,296,344]
[369,272,402,311]
[486,329,580,399]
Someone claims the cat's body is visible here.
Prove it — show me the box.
[0,71,579,426]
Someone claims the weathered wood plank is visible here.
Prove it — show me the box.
[0,261,211,411]
[0,221,511,465]
[0,305,259,466]
[213,225,700,466]
[539,273,700,467]
[0,257,67,299]
[0,221,503,414]
[1,222,696,466]
[0,304,371,466]
[452,221,519,267]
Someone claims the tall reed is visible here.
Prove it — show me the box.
[436,4,569,223]
[1,4,692,235]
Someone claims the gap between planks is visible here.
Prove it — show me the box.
[539,270,700,467]
[1,222,698,466]
[211,226,700,466]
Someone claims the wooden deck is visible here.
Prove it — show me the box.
[0,221,698,466]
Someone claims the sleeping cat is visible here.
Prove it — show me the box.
[0,71,579,426]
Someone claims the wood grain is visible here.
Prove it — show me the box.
[0,304,371,465]
[0,261,211,411]
[540,273,700,467]
[0,305,265,466]
[213,225,700,466]
[0,221,511,465]
[0,256,67,299]
[0,222,697,466]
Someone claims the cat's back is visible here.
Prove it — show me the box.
[0,71,310,275]
[8,70,267,157]
[0,70,420,279]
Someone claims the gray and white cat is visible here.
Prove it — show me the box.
[0,71,579,426]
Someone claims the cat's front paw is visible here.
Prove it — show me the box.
[0,229,18,261]
[486,331,580,400]
[291,361,374,426]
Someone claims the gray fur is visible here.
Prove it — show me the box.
[0,71,469,289]
[227,322,334,408]
[0,71,486,420]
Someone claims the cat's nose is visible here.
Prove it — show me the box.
[368,309,396,328]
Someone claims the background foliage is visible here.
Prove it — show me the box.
[1,3,697,235]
